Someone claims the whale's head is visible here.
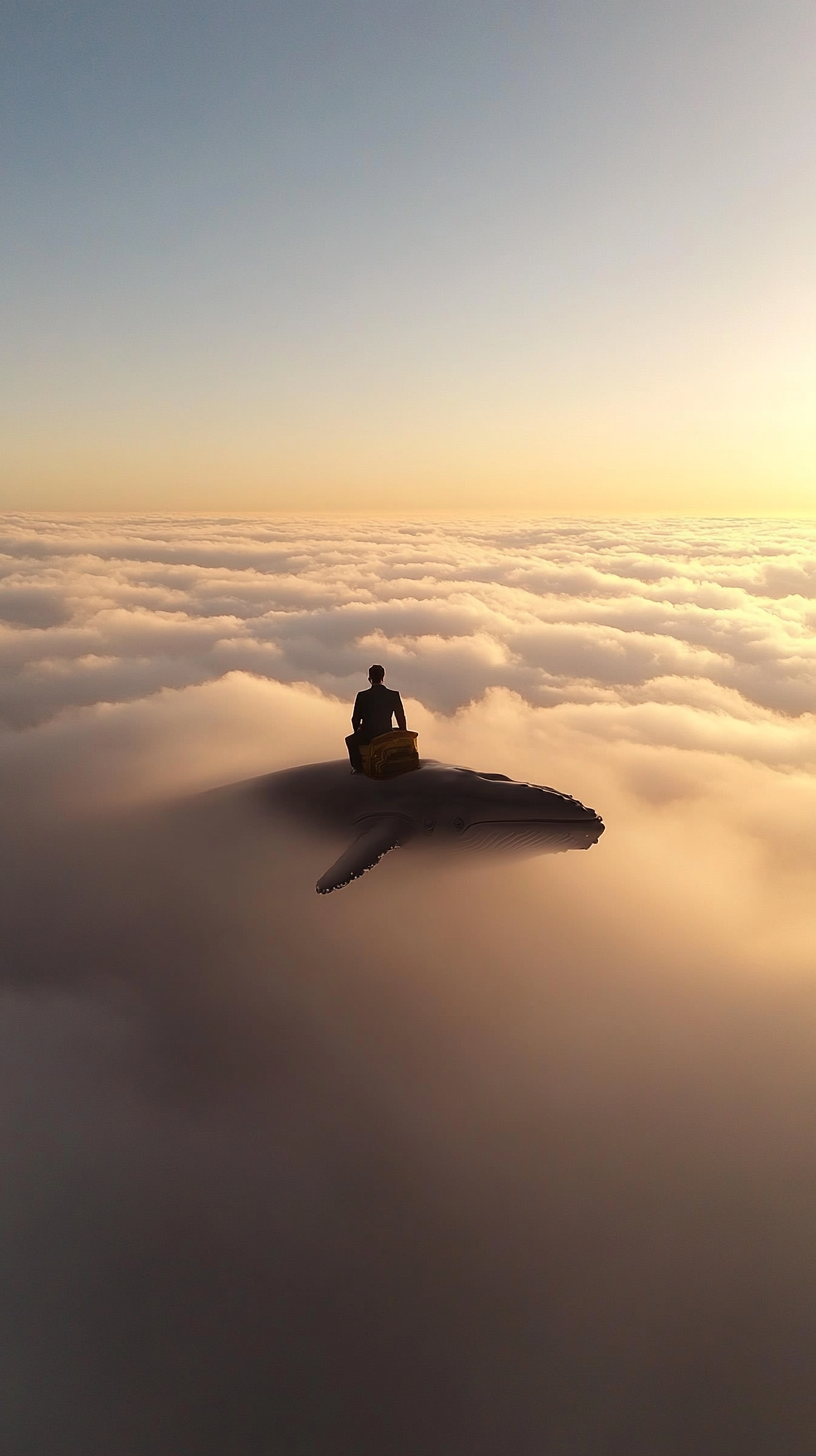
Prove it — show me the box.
[404,764,604,855]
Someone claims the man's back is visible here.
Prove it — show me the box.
[353,683,405,739]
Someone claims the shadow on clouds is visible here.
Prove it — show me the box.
[1,762,816,1454]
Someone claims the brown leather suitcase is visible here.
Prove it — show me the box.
[360,730,420,779]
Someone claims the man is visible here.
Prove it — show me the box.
[346,664,407,773]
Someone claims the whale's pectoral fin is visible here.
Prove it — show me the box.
[316,815,415,895]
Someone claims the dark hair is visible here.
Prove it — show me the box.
[368,664,385,683]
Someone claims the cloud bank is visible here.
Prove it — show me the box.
[1,513,815,728]
[1,514,815,1453]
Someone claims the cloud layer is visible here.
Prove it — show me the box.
[1,513,814,731]
[1,514,816,1454]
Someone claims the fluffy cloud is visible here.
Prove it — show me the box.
[1,513,816,1452]
[0,513,814,736]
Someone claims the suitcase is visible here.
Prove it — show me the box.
[360,730,420,780]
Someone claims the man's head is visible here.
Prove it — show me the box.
[368,664,385,684]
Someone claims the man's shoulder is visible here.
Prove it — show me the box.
[357,683,401,701]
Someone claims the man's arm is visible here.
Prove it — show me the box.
[351,692,364,730]
[394,693,406,731]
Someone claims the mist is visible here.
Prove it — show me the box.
[1,516,815,1453]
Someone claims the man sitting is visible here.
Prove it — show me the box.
[346,665,407,773]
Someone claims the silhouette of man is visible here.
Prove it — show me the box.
[346,665,406,772]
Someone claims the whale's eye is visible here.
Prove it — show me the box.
[423,818,435,832]
[454,817,465,831]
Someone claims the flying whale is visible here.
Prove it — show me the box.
[257,759,604,894]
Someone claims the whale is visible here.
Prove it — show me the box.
[255,759,604,893]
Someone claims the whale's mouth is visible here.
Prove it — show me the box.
[459,819,604,854]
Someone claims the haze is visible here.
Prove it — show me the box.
[1,515,815,1451]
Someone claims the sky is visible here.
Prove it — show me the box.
[2,514,816,1450]
[2,0,815,512]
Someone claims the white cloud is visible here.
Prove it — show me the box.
[1,514,816,1450]
[0,515,813,742]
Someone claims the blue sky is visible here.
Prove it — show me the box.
[3,0,815,509]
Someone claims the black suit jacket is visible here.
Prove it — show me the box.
[351,684,406,740]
